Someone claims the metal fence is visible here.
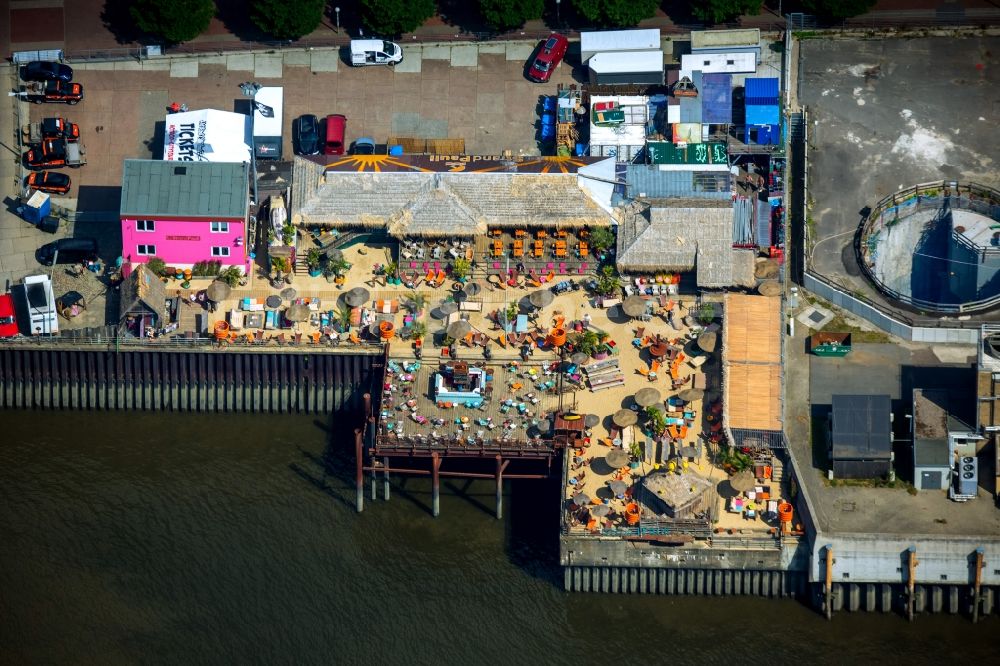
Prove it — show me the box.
[0,331,387,353]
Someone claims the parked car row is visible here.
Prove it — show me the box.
[293,113,379,157]
[21,114,86,192]
[18,61,83,104]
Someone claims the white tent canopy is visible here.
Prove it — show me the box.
[163,109,252,163]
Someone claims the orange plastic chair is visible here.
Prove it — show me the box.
[636,366,649,377]
[650,360,661,374]
[425,269,435,283]
[510,382,523,391]
[349,330,361,344]
[545,270,555,282]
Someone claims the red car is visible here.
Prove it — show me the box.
[0,294,19,338]
[25,171,71,195]
[527,33,569,83]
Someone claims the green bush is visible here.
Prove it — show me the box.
[130,0,214,44]
[251,0,325,40]
[145,256,167,276]
[360,0,435,37]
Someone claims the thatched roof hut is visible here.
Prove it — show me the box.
[293,168,613,235]
[119,264,168,326]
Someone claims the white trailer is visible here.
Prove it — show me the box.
[252,86,283,159]
[22,274,58,335]
[580,29,660,63]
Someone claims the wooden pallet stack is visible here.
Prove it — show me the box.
[582,356,624,392]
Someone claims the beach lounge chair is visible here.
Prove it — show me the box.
[349,330,361,345]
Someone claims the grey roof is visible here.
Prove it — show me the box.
[831,394,892,461]
[120,159,249,220]
[626,165,731,200]
[914,437,950,467]
[616,203,755,287]
[293,165,611,237]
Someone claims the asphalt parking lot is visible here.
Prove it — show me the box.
[797,35,999,295]
[1,41,575,292]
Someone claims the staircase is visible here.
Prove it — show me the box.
[771,456,784,487]
[788,112,805,143]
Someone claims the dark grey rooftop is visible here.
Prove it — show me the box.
[830,394,892,461]
[120,159,249,220]
[914,437,950,467]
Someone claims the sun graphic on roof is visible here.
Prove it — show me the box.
[323,155,432,172]
[322,154,596,173]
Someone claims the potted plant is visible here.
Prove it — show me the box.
[383,261,399,284]
[589,226,615,254]
[406,291,428,318]
[595,265,621,296]
[451,257,471,281]
[145,256,167,277]
[306,248,323,277]
[644,406,668,438]
[628,440,643,469]
[218,266,242,288]
[503,302,519,330]
[696,302,716,325]
[568,329,599,357]
[409,321,427,342]
[281,223,296,246]
[333,305,353,333]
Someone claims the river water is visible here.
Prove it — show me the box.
[1,411,996,664]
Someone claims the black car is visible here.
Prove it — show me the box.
[20,61,74,83]
[36,237,98,266]
[293,114,320,156]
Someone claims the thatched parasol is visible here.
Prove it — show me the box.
[608,479,628,496]
[605,448,629,468]
[678,387,705,402]
[572,491,591,506]
[285,303,311,322]
[462,282,482,297]
[590,504,610,518]
[280,287,298,301]
[446,319,472,340]
[439,301,459,315]
[697,331,718,353]
[265,295,282,308]
[205,280,231,302]
[570,351,589,365]
[325,248,344,263]
[621,295,647,318]
[584,414,600,428]
[344,287,370,307]
[634,387,661,407]
[730,471,756,493]
[755,259,779,279]
[758,280,781,297]
[528,289,554,309]
[612,408,637,427]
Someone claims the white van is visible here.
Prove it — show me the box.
[22,274,58,335]
[350,40,403,67]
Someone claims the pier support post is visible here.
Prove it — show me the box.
[907,546,918,622]
[973,547,984,623]
[824,544,834,620]
[383,457,391,501]
[354,428,364,513]
[431,452,441,517]
[495,456,509,520]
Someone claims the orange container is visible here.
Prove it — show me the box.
[625,502,640,525]
[213,320,230,340]
[548,327,567,347]
[778,501,794,523]
[379,320,395,340]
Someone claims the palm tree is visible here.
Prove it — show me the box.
[333,305,353,333]
[406,291,428,316]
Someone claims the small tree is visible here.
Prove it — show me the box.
[333,305,353,332]
[251,0,325,41]
[306,248,323,271]
[595,265,621,296]
[505,302,520,322]
[409,321,427,341]
[219,266,243,287]
[572,0,658,27]
[360,0,435,37]
[144,256,167,277]
[689,0,762,24]
[644,406,668,437]
[570,329,600,356]
[406,291,428,316]
[451,257,471,280]
[130,0,214,44]
[328,257,351,277]
[589,226,615,252]
[696,302,716,325]
[480,0,544,33]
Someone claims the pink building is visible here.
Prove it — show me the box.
[120,159,250,272]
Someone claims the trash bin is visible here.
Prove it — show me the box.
[38,215,60,234]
